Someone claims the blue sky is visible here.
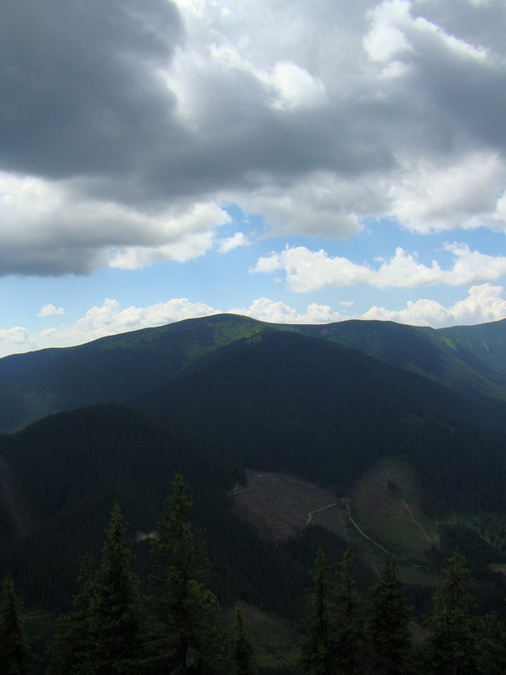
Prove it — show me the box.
[1,0,506,357]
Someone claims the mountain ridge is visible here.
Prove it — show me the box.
[2,314,506,619]
[2,314,506,433]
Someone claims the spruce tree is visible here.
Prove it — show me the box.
[230,602,257,675]
[423,551,482,674]
[147,473,230,673]
[48,554,96,674]
[366,559,412,675]
[297,548,338,675]
[477,611,506,674]
[86,503,146,673]
[333,550,366,674]
[0,573,35,674]
[49,505,145,674]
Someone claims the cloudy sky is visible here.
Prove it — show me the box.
[1,0,506,357]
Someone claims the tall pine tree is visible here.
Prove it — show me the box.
[48,554,96,674]
[422,552,482,674]
[0,573,35,674]
[86,504,146,673]
[332,550,366,674]
[49,505,146,674]
[366,559,412,675]
[230,602,258,675]
[147,473,230,673]
[297,548,338,675]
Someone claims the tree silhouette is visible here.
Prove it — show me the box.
[147,474,230,673]
[0,573,35,674]
[366,560,412,675]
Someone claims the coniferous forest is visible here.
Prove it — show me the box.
[2,475,506,673]
[3,314,506,671]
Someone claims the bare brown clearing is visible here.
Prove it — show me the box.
[232,463,440,587]
[231,470,344,542]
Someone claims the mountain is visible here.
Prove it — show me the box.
[2,314,506,619]
[0,314,272,433]
[0,403,317,616]
[137,329,506,515]
[291,319,506,428]
[2,314,506,434]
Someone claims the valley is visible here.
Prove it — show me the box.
[2,313,506,670]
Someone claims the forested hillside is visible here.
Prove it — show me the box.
[2,314,506,433]
[2,315,506,671]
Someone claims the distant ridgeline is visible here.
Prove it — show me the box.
[1,314,506,665]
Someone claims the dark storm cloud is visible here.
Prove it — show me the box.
[0,0,183,178]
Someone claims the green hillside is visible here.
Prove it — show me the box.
[291,319,506,427]
[0,404,333,618]
[138,330,506,516]
[2,314,506,433]
[2,315,506,633]
[0,314,272,433]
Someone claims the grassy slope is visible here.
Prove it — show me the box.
[290,319,506,427]
[438,319,506,385]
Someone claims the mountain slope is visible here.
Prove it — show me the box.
[438,319,506,387]
[0,314,272,433]
[2,314,506,434]
[0,403,322,616]
[290,319,506,428]
[137,330,506,513]
[3,324,506,618]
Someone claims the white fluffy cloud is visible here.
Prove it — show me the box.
[1,286,506,358]
[0,327,33,353]
[254,243,506,291]
[364,283,506,326]
[229,298,342,324]
[389,152,506,233]
[34,298,221,351]
[217,232,250,253]
[0,173,231,273]
[38,305,65,317]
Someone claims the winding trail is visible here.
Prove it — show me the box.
[306,503,336,526]
[400,497,433,545]
[342,500,390,554]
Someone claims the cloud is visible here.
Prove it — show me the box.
[1,285,506,358]
[228,298,342,324]
[0,0,182,180]
[0,173,231,274]
[0,327,32,353]
[0,0,505,276]
[37,298,221,349]
[363,283,506,326]
[216,232,250,253]
[259,61,328,111]
[253,243,506,291]
[38,305,65,317]
[390,152,506,233]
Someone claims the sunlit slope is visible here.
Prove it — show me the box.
[291,318,506,428]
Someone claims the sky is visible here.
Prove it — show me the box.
[1,0,506,357]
